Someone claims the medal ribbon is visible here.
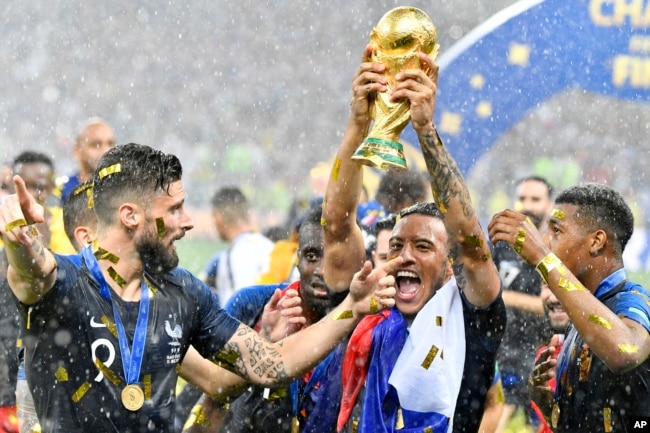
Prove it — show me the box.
[82,247,150,385]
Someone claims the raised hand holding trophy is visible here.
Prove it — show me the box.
[352,6,439,170]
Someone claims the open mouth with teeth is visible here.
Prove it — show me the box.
[396,270,421,301]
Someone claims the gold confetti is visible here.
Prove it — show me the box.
[107,267,127,288]
[4,218,27,232]
[618,343,638,353]
[86,187,94,209]
[588,314,612,330]
[558,278,586,292]
[100,316,117,338]
[144,375,152,400]
[395,408,404,430]
[98,163,122,179]
[421,345,439,369]
[94,247,119,264]
[331,157,341,181]
[156,217,166,240]
[514,229,526,253]
[551,209,565,219]
[466,235,483,247]
[320,217,327,228]
[536,253,563,284]
[369,297,379,314]
[214,350,240,371]
[55,366,69,382]
[424,427,433,433]
[71,382,92,403]
[94,359,121,386]
[183,404,210,430]
[603,407,612,432]
[578,344,592,382]
[435,316,442,326]
[334,310,354,320]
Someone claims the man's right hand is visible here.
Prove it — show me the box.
[349,257,403,318]
[1,175,45,246]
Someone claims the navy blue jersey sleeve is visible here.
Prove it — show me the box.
[171,268,241,359]
[225,284,288,326]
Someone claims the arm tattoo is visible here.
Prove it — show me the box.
[26,227,46,259]
[217,326,289,386]
[449,245,468,291]
[419,128,475,219]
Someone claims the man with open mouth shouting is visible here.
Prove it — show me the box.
[319,42,506,433]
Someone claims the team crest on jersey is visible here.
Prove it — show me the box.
[165,320,183,365]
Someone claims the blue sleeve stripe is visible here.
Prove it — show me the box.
[627,307,650,329]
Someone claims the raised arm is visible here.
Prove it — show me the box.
[2,176,58,304]
[392,54,500,307]
[213,257,401,387]
[322,45,387,292]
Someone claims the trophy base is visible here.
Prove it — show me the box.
[351,137,407,171]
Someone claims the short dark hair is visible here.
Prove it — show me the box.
[397,201,443,220]
[93,143,183,225]
[211,186,249,222]
[12,151,54,172]
[63,181,96,251]
[375,170,427,213]
[555,183,633,254]
[297,204,323,237]
[374,213,397,236]
[516,175,554,199]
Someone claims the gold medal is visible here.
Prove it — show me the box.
[121,384,145,411]
[551,403,560,428]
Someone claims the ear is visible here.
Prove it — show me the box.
[74,226,95,249]
[589,229,607,257]
[118,203,141,230]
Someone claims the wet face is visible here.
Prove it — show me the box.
[297,224,330,319]
[515,180,553,229]
[13,162,54,204]
[541,282,570,333]
[372,228,392,268]
[388,213,449,319]
[136,181,194,274]
[543,203,591,281]
[75,123,116,175]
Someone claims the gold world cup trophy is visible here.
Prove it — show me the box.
[352,6,439,170]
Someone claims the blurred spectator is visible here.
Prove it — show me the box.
[59,118,115,202]
[201,186,274,305]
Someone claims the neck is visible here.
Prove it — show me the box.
[582,256,624,293]
[95,233,144,302]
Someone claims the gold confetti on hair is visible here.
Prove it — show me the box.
[144,375,152,400]
[71,182,93,197]
[588,314,612,330]
[618,343,638,353]
[98,163,122,179]
[514,229,526,253]
[94,359,121,386]
[156,217,166,240]
[55,366,69,382]
[334,310,354,320]
[71,382,92,403]
[86,188,94,209]
[551,209,565,220]
[421,345,439,369]
[107,267,127,288]
[465,235,483,247]
[331,157,341,181]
